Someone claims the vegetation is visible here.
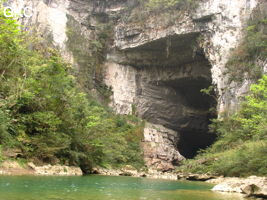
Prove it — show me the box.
[226,10,267,83]
[178,76,267,177]
[0,9,144,172]
[0,145,3,162]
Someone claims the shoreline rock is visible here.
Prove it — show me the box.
[0,161,82,176]
[0,161,217,181]
[91,167,178,180]
[0,160,34,175]
[209,176,267,199]
[31,163,83,176]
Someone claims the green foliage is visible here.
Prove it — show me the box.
[178,76,267,177]
[179,141,267,177]
[226,11,267,82]
[0,108,16,146]
[0,9,144,171]
[0,145,3,162]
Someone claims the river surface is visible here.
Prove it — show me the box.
[0,175,245,200]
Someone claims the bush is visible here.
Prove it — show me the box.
[211,141,267,177]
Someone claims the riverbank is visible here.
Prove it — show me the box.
[0,160,82,176]
[95,167,267,199]
[208,176,267,199]
[1,160,266,199]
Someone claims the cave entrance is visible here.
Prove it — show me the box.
[172,78,217,158]
[117,33,217,159]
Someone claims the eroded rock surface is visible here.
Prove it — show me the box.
[142,123,184,171]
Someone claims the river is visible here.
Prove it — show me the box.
[0,175,245,200]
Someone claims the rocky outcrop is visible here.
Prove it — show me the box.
[142,123,184,171]
[209,176,267,198]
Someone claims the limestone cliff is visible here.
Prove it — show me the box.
[6,0,266,171]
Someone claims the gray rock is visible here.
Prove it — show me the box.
[211,176,267,198]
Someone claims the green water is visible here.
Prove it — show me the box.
[0,175,244,200]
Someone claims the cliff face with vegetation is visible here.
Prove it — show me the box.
[2,0,267,174]
[0,0,145,173]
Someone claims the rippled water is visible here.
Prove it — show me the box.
[0,175,245,200]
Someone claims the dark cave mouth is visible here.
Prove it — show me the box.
[117,33,218,160]
[177,130,217,159]
[170,77,218,158]
[154,77,218,159]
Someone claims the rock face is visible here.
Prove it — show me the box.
[142,123,184,171]
[6,0,264,170]
[210,176,267,198]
